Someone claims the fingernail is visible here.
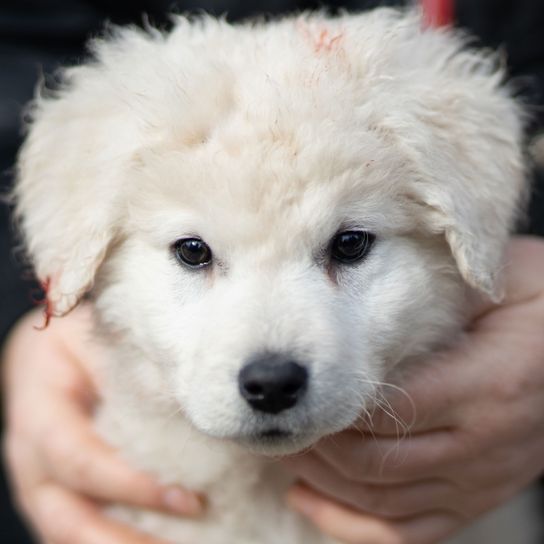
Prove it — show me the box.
[162,487,205,516]
[287,487,318,518]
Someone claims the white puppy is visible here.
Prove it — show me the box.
[15,7,539,544]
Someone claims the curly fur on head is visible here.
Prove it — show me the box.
[14,7,532,544]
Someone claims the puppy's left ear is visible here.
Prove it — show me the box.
[406,85,527,302]
[410,96,527,302]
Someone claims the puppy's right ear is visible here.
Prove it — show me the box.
[14,86,133,316]
[14,19,230,317]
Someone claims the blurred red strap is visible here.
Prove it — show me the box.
[421,0,455,28]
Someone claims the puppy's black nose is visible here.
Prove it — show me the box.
[238,354,308,414]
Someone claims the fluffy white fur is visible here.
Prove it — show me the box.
[15,7,539,544]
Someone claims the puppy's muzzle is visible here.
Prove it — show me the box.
[238,353,308,414]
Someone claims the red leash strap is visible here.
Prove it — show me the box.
[421,0,455,28]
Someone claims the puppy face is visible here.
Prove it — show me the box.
[15,11,526,455]
[95,123,464,454]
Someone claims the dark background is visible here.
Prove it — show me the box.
[1,1,543,541]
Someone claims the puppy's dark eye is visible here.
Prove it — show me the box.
[330,231,375,264]
[173,238,212,268]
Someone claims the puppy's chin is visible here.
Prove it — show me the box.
[234,430,320,457]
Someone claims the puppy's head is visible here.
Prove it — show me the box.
[15,10,526,454]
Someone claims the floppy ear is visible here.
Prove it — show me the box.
[12,38,152,316]
[404,79,527,302]
[14,89,131,316]
[409,167,525,303]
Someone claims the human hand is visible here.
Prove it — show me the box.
[285,236,544,544]
[2,305,204,544]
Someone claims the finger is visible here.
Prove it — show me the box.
[287,485,459,544]
[42,397,203,516]
[313,430,464,483]
[284,452,461,518]
[500,237,544,307]
[32,484,174,544]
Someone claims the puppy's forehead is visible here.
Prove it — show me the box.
[129,127,413,250]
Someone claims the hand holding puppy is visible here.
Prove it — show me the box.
[2,306,203,544]
[286,236,544,544]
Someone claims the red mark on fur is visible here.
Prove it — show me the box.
[32,277,53,330]
[297,20,344,55]
[314,28,344,54]
[421,0,455,28]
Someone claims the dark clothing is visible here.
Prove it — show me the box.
[1,1,543,541]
